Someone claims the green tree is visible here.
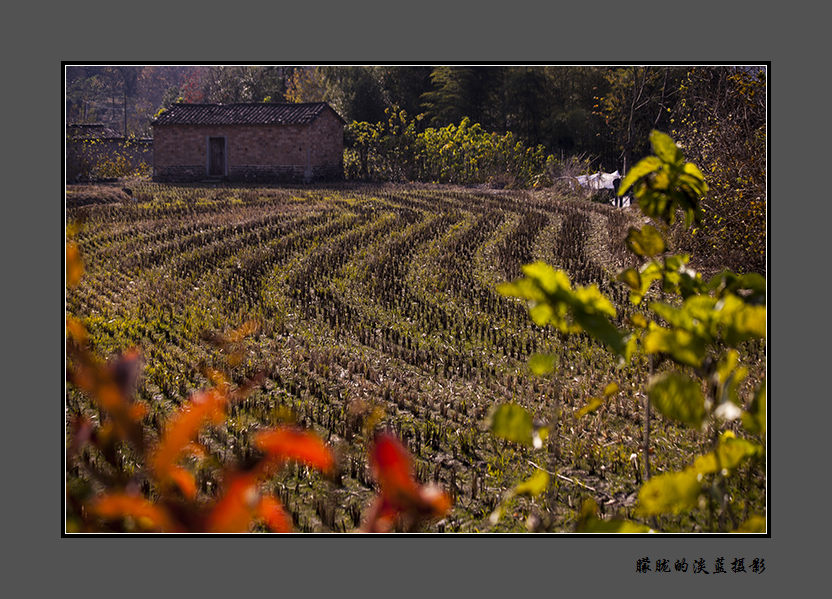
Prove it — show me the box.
[494,131,766,533]
[420,66,501,129]
[318,66,388,123]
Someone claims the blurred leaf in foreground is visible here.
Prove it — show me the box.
[363,432,451,532]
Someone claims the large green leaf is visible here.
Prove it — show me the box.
[618,156,663,196]
[579,516,655,533]
[488,403,535,446]
[521,261,572,295]
[528,353,557,376]
[707,270,766,305]
[650,130,683,165]
[715,294,766,345]
[577,499,654,533]
[692,432,762,475]
[617,268,641,291]
[713,349,748,412]
[500,264,627,355]
[733,515,766,533]
[575,397,604,419]
[648,372,705,428]
[626,225,666,258]
[624,261,663,305]
[637,468,702,516]
[573,309,628,357]
[643,325,707,368]
[513,469,550,497]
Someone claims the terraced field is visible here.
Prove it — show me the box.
[66,183,761,532]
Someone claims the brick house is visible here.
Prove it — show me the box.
[151,102,345,183]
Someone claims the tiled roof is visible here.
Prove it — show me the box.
[152,102,344,126]
[67,123,122,138]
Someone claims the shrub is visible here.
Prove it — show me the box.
[344,109,553,188]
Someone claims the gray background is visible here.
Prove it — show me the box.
[8,1,819,596]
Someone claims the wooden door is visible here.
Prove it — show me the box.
[208,137,225,176]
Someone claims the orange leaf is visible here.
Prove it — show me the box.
[184,441,207,459]
[253,427,334,473]
[90,493,178,532]
[128,402,148,422]
[257,495,292,533]
[66,316,88,346]
[205,474,259,533]
[226,320,260,343]
[167,466,198,501]
[417,484,452,517]
[66,242,84,287]
[151,389,227,482]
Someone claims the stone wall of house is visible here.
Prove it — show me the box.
[152,110,344,182]
[66,138,153,182]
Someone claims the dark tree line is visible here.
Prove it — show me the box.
[65,65,761,174]
[66,65,765,273]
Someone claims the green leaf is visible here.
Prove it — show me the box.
[682,161,707,184]
[576,499,655,533]
[617,268,641,291]
[528,353,557,376]
[650,130,683,165]
[626,261,663,305]
[733,515,766,533]
[628,313,648,329]
[488,403,535,446]
[501,265,626,355]
[603,382,619,397]
[579,516,655,533]
[575,397,604,419]
[626,225,666,258]
[693,433,761,475]
[521,261,571,294]
[573,309,628,357]
[618,156,663,196]
[714,349,747,409]
[643,325,707,368]
[708,271,766,305]
[648,372,705,428]
[513,469,550,497]
[716,295,766,345]
[637,469,702,516]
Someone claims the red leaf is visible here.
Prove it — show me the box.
[150,389,227,484]
[205,473,259,533]
[257,495,292,533]
[370,432,420,503]
[253,427,334,473]
[364,432,452,532]
[361,496,398,533]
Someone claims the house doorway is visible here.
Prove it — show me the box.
[208,137,226,177]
